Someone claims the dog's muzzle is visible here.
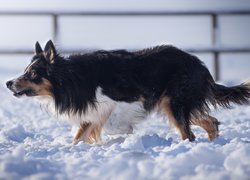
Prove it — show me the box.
[6,79,35,97]
[6,80,13,89]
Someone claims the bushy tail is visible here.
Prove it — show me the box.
[213,82,250,107]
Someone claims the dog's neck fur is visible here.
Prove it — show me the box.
[50,59,92,114]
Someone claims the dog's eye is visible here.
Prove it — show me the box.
[30,71,37,78]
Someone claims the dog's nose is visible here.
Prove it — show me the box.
[6,80,13,88]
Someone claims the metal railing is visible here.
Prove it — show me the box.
[0,10,250,80]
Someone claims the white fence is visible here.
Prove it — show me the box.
[0,10,250,80]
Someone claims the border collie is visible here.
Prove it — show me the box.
[6,40,250,144]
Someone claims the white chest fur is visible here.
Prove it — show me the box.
[36,87,117,127]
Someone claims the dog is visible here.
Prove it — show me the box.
[6,40,250,144]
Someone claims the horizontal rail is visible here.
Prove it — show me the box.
[0,10,250,16]
[186,47,250,53]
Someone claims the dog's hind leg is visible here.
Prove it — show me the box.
[160,97,195,141]
[191,115,220,141]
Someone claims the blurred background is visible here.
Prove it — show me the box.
[0,0,250,84]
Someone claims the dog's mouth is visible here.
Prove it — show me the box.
[12,89,36,97]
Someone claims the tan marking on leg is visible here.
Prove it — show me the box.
[159,97,195,141]
[83,124,96,144]
[72,106,114,145]
[87,106,114,143]
[72,122,92,145]
[89,125,102,142]
[74,126,84,140]
[73,123,103,144]
[191,115,219,141]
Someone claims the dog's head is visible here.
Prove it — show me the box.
[6,40,58,97]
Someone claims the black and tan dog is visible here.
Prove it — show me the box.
[6,40,250,144]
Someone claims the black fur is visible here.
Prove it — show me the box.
[213,83,250,107]
[7,41,250,141]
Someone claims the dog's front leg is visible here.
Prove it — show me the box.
[72,105,115,145]
[72,122,94,145]
[73,126,85,145]
[72,122,104,145]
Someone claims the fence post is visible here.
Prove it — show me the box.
[214,52,219,81]
[212,14,220,81]
[52,14,58,43]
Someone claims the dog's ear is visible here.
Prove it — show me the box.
[35,41,43,54]
[44,40,57,64]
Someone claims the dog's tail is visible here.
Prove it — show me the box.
[212,81,250,107]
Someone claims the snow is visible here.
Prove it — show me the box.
[1,73,250,179]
